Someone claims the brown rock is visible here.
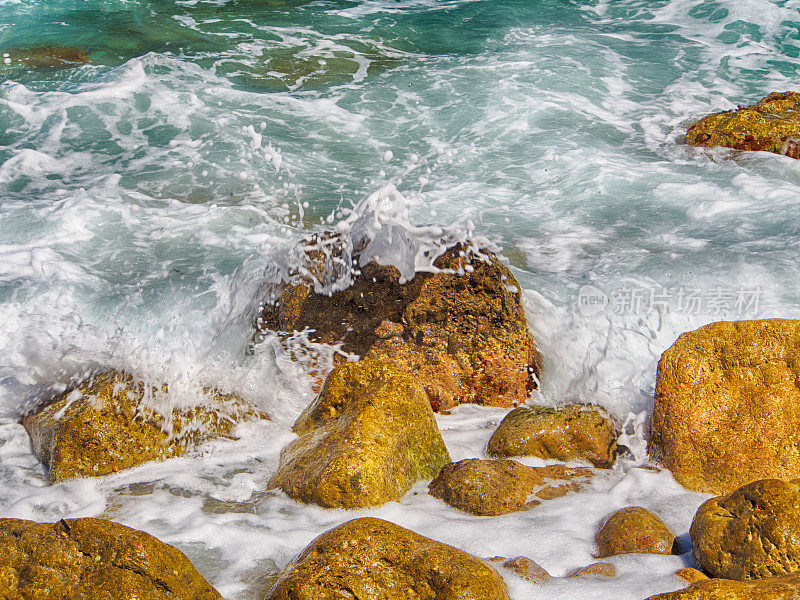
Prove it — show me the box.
[1,46,90,70]
[428,458,591,516]
[499,556,551,583]
[0,517,222,600]
[268,360,450,508]
[22,370,266,483]
[686,92,800,157]
[567,562,616,578]
[595,507,677,558]
[645,573,800,600]
[487,404,618,468]
[257,237,538,412]
[691,479,800,580]
[675,568,708,584]
[267,517,510,600]
[651,319,800,494]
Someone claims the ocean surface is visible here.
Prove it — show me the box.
[2,0,800,597]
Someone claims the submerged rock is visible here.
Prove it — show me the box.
[487,404,618,468]
[428,458,591,516]
[268,360,450,508]
[267,517,510,600]
[595,507,677,558]
[488,556,552,583]
[646,573,800,600]
[23,370,266,483]
[686,92,800,157]
[567,563,616,578]
[651,319,800,493]
[1,46,90,70]
[257,238,539,412]
[691,479,800,580]
[0,517,222,600]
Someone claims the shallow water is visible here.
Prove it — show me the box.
[1,0,800,597]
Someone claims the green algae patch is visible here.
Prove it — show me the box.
[23,370,267,483]
[269,360,451,508]
[686,92,800,157]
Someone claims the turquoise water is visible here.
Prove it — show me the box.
[2,0,800,597]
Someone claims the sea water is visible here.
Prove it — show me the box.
[1,0,800,597]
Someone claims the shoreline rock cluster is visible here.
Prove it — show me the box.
[11,93,800,596]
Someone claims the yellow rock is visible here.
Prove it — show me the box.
[0,517,222,600]
[487,404,618,468]
[645,573,800,600]
[23,370,267,483]
[267,517,510,600]
[595,507,677,558]
[686,92,800,157]
[651,319,800,493]
[268,360,450,508]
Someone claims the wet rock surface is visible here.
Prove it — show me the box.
[268,360,450,508]
[267,517,511,600]
[0,517,222,600]
[489,556,552,583]
[428,458,592,516]
[651,319,800,494]
[691,479,800,580]
[257,238,538,412]
[595,507,677,558]
[487,404,618,468]
[567,562,616,578]
[646,572,800,600]
[22,370,265,482]
[686,92,800,157]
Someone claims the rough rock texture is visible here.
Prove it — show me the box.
[645,573,800,600]
[267,517,510,600]
[0,517,222,600]
[489,556,551,583]
[595,507,677,558]
[428,458,592,516]
[686,92,800,158]
[268,360,450,508]
[22,370,265,483]
[651,319,800,494]
[691,479,800,580]
[1,46,90,70]
[567,563,616,578]
[486,404,618,468]
[257,238,538,412]
[675,569,708,584]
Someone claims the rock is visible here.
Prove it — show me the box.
[428,458,592,516]
[0,517,222,600]
[487,404,618,468]
[268,360,450,508]
[22,370,266,483]
[257,237,538,412]
[651,319,800,493]
[645,573,800,600]
[691,479,800,580]
[686,92,800,158]
[1,46,90,70]
[567,563,616,578]
[595,507,677,558]
[675,568,708,584]
[493,556,551,583]
[267,517,510,600]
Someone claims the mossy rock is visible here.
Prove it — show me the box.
[23,370,267,483]
[267,517,510,600]
[691,479,800,580]
[595,507,677,558]
[268,360,450,508]
[257,236,539,412]
[487,404,618,468]
[686,92,800,157]
[645,572,800,600]
[0,517,222,600]
[651,319,800,494]
[428,458,591,516]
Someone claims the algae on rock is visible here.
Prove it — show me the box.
[0,517,222,600]
[267,517,511,600]
[23,370,266,482]
[269,360,451,508]
[595,506,677,558]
